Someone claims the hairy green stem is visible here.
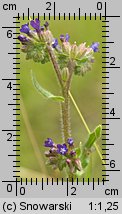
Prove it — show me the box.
[60,87,71,143]
[60,61,75,143]
[46,45,63,87]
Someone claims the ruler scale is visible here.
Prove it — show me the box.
[0,0,121,213]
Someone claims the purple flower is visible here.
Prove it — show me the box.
[20,23,30,34]
[67,138,74,146]
[18,35,29,43]
[60,33,70,42]
[52,38,58,48]
[57,144,68,155]
[30,18,41,32]
[90,42,99,52]
[65,33,70,42]
[44,138,54,147]
[70,150,76,156]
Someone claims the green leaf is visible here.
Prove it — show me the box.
[31,71,65,102]
[81,153,90,169]
[84,125,102,149]
[95,125,102,138]
[75,57,88,64]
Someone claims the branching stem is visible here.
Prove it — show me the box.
[46,45,63,87]
[47,47,74,143]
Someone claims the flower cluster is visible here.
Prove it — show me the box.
[44,138,82,173]
[18,19,53,63]
[18,18,99,75]
[52,34,99,75]
[44,124,102,176]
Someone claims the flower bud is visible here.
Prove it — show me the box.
[44,21,49,29]
[43,30,53,44]
[77,43,87,57]
[44,150,57,157]
[84,48,93,57]
[71,42,78,58]
[66,159,75,174]
[18,35,30,44]
[45,151,51,157]
[74,158,82,171]
[62,67,69,81]
[62,42,71,54]
[70,150,76,156]
[28,30,40,41]
[60,34,65,42]
[60,33,70,42]
[66,158,71,165]
[49,147,58,155]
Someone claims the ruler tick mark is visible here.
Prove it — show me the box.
[28,8,29,20]
[64,13,65,20]
[66,178,69,196]
[44,13,45,20]
[69,13,70,20]
[54,2,56,20]
[42,178,44,190]
[79,8,81,20]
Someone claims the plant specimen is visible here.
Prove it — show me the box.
[18,18,102,181]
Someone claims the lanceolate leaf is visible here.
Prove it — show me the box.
[84,125,102,149]
[31,71,65,102]
[80,125,102,169]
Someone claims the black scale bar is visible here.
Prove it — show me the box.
[102,66,120,68]
[102,169,120,172]
[102,117,120,120]
[2,130,20,132]
[102,15,120,18]
[2,27,20,28]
